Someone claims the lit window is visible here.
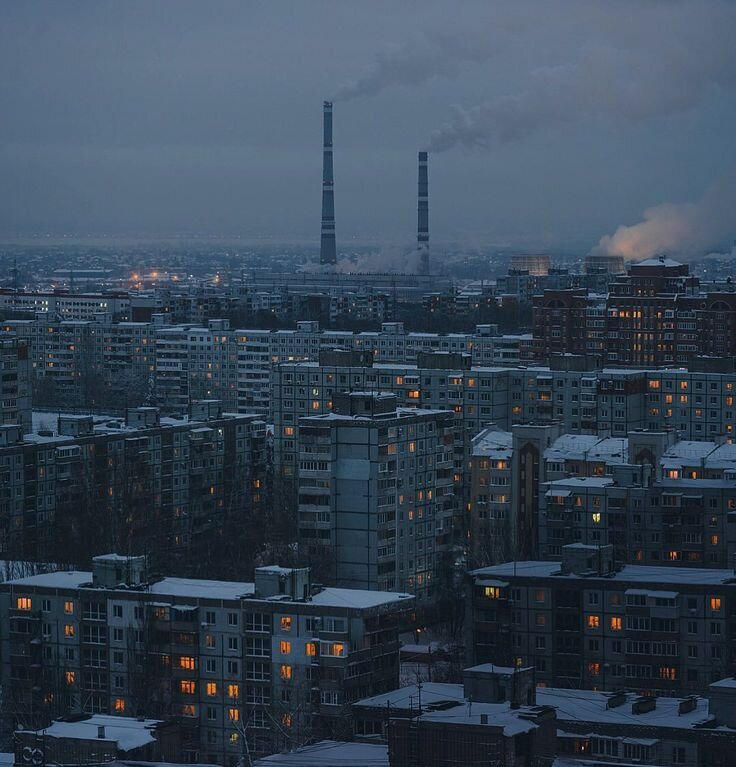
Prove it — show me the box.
[587,615,600,629]
[282,713,292,727]
[227,684,240,699]
[408,441,416,453]
[588,662,601,676]
[179,656,195,670]
[535,614,546,627]
[408,390,420,399]
[284,426,295,436]
[228,707,240,722]
[180,680,196,695]
[229,733,240,745]
[64,624,75,638]
[395,376,404,385]
[711,535,719,546]
[206,682,217,697]
[305,642,317,657]
[658,666,677,681]
[592,512,601,524]
[64,601,74,615]
[280,616,292,631]
[280,640,291,655]
[65,671,75,685]
[280,664,292,681]
[610,616,622,631]
[181,704,196,717]
[322,642,346,657]
[16,597,31,611]
[114,698,125,713]
[711,597,722,611]
[484,586,500,599]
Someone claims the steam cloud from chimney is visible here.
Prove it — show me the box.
[426,34,736,152]
[591,172,736,262]
[333,27,508,102]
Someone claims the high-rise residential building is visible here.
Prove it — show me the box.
[0,404,266,577]
[0,338,31,434]
[532,257,736,366]
[467,543,736,695]
[0,556,412,764]
[297,392,461,602]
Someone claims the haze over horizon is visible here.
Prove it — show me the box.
[1,1,735,258]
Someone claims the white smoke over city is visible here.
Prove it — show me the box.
[591,172,736,262]
[333,26,510,102]
[426,31,736,151]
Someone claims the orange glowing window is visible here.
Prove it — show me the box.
[280,664,292,681]
[484,586,500,599]
[114,698,125,713]
[282,713,292,727]
[408,390,420,399]
[711,597,722,611]
[305,642,317,657]
[179,656,195,670]
[587,615,600,629]
[64,624,75,638]
[180,680,196,695]
[658,666,677,681]
[284,426,295,436]
[610,616,622,631]
[65,671,75,685]
[206,682,217,697]
[227,684,240,699]
[228,708,240,722]
[64,601,74,615]
[588,662,601,675]
[280,640,291,655]
[16,597,31,611]
[280,616,292,631]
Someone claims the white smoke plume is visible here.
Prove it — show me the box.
[591,172,736,262]
[333,26,511,102]
[335,245,424,274]
[426,7,736,151]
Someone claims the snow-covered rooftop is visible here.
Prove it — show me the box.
[26,715,162,752]
[472,561,736,586]
[253,741,388,767]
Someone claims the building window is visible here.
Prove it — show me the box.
[321,642,346,657]
[227,684,240,699]
[206,682,217,697]
[533,590,545,603]
[610,617,622,631]
[65,671,75,685]
[588,662,601,676]
[280,664,292,681]
[180,680,196,695]
[280,616,292,632]
[16,597,31,611]
[658,666,677,681]
[280,641,291,655]
[114,698,125,713]
[484,586,501,599]
[587,615,600,629]
[710,597,722,611]
[305,642,317,657]
[64,601,74,615]
[228,708,240,722]
[179,656,196,670]
[64,624,75,638]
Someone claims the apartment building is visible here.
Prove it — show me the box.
[532,257,736,366]
[0,289,130,321]
[0,338,32,433]
[0,555,412,764]
[297,392,461,602]
[467,544,736,695]
[272,352,510,478]
[0,403,267,578]
[354,665,736,767]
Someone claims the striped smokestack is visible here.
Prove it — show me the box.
[417,151,429,275]
[320,101,337,265]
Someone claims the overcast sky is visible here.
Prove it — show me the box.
[1,0,735,252]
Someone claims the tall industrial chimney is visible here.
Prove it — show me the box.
[417,151,429,275]
[320,101,337,266]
